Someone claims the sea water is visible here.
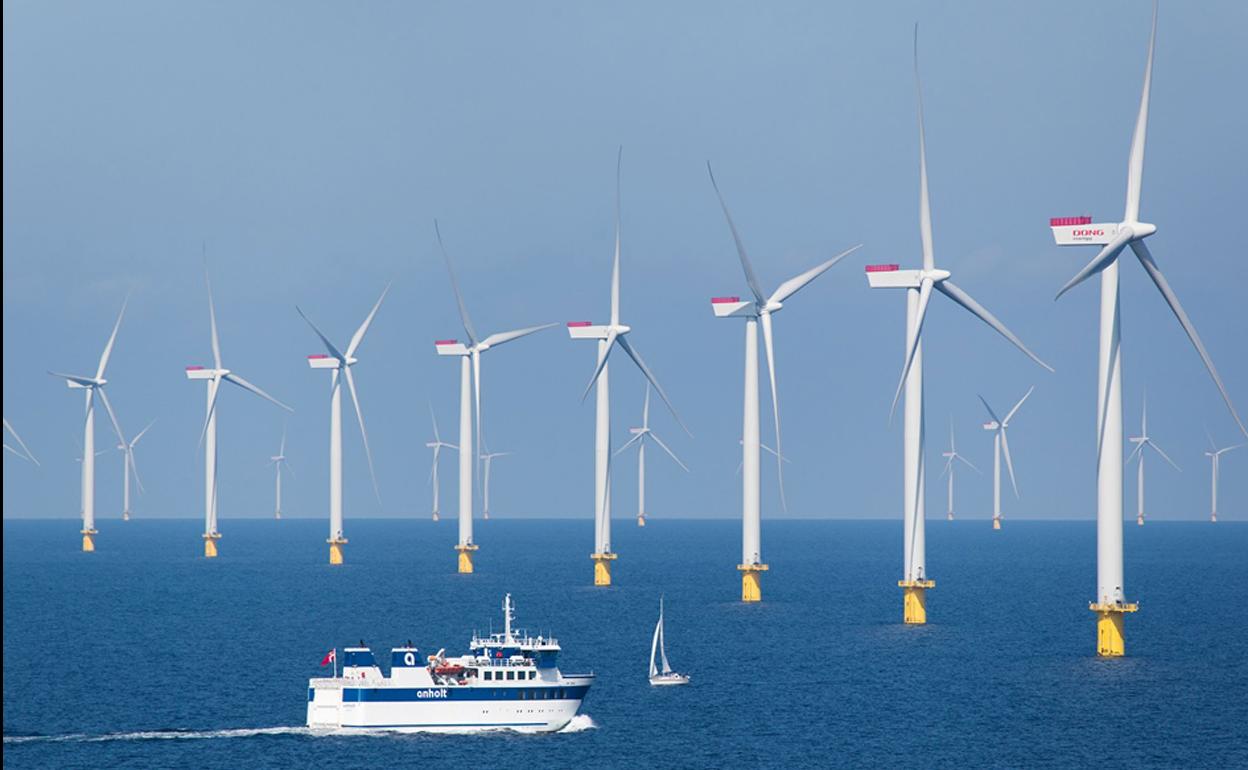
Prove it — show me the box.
[4,518,1246,768]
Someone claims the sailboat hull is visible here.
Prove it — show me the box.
[649,674,689,686]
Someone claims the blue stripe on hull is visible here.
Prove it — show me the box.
[337,685,590,703]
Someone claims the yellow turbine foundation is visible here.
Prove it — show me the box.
[1136,515,1144,526]
[328,537,347,565]
[1090,602,1138,657]
[1211,513,1218,523]
[81,529,97,552]
[591,553,618,586]
[123,513,130,522]
[432,512,440,522]
[738,564,769,603]
[637,515,646,527]
[204,533,221,558]
[992,517,1002,531]
[456,544,479,573]
[899,579,935,624]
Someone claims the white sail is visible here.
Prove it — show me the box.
[649,613,661,678]
[659,612,672,675]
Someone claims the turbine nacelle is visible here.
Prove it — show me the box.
[306,354,343,370]
[185,366,227,381]
[1049,216,1156,246]
[565,321,629,339]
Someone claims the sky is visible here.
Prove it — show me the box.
[4,0,1247,526]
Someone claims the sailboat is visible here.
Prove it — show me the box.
[649,597,689,686]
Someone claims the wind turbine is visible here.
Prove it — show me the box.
[117,420,154,521]
[708,164,860,603]
[299,284,389,565]
[434,222,555,573]
[49,297,129,552]
[569,149,687,587]
[269,424,294,520]
[615,384,688,528]
[979,387,1033,531]
[1048,3,1245,656]
[1204,432,1243,524]
[425,404,457,522]
[3,418,39,465]
[865,30,1052,624]
[1127,396,1179,526]
[939,417,979,521]
[187,272,292,557]
[479,440,510,521]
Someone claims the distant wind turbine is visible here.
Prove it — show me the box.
[49,296,129,552]
[1204,431,1243,524]
[1126,396,1179,526]
[187,270,292,557]
[435,222,555,573]
[615,384,688,527]
[299,284,389,565]
[570,148,687,587]
[939,418,979,521]
[269,423,294,520]
[1048,2,1245,656]
[479,440,510,521]
[425,404,457,523]
[3,418,39,465]
[865,29,1051,624]
[979,387,1034,531]
[117,420,155,521]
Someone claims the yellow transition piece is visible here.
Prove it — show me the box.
[738,564,769,603]
[456,543,479,574]
[899,579,936,624]
[1090,602,1138,657]
[591,552,618,586]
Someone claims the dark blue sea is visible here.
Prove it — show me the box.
[3,518,1246,768]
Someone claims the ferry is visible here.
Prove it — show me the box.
[306,594,593,733]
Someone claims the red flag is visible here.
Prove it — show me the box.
[320,649,336,666]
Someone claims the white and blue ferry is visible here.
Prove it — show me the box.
[306,594,593,733]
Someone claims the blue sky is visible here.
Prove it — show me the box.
[4,0,1246,524]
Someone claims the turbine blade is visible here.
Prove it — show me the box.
[96,295,129,380]
[1126,440,1145,464]
[48,371,98,387]
[480,323,557,348]
[1131,240,1248,438]
[581,330,618,401]
[759,442,792,464]
[95,388,126,447]
[707,162,766,305]
[889,277,934,421]
[978,394,1001,424]
[1125,1,1158,222]
[429,401,441,443]
[1003,385,1035,425]
[1147,440,1180,472]
[642,383,651,429]
[5,444,32,462]
[614,433,644,457]
[224,373,293,412]
[611,146,622,326]
[346,282,392,359]
[957,453,981,474]
[129,449,145,496]
[131,419,156,447]
[279,422,287,456]
[760,311,786,512]
[768,245,862,305]
[616,335,691,436]
[435,220,479,346]
[206,270,223,370]
[3,418,40,466]
[939,455,954,479]
[648,431,690,472]
[936,281,1054,372]
[914,25,934,271]
[343,366,381,505]
[198,377,223,448]
[1000,428,1020,499]
[1054,230,1133,301]
[296,306,345,360]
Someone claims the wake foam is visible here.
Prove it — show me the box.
[558,714,597,733]
[5,726,310,744]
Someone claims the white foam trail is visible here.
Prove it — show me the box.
[4,726,311,744]
[558,714,597,733]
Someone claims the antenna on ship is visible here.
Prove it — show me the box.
[504,593,514,644]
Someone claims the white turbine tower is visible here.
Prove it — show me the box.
[865,30,1052,624]
[978,387,1033,531]
[1127,396,1179,526]
[615,384,688,528]
[479,441,510,521]
[187,273,292,558]
[570,149,687,587]
[299,284,389,565]
[707,163,860,603]
[434,222,555,573]
[425,404,457,523]
[117,420,154,521]
[49,298,129,552]
[939,418,979,521]
[1048,3,1246,656]
[3,418,40,465]
[269,424,294,520]
[1204,433,1243,524]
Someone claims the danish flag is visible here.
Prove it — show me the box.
[320,649,336,666]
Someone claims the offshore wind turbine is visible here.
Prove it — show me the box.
[615,384,688,527]
[187,272,292,557]
[434,222,555,573]
[570,149,687,587]
[939,418,979,521]
[978,387,1033,531]
[1204,433,1243,524]
[299,284,389,565]
[117,420,154,521]
[1049,3,1245,656]
[3,418,39,465]
[865,30,1051,624]
[1127,397,1179,526]
[425,405,456,522]
[479,440,510,521]
[708,163,860,603]
[49,297,129,552]
[269,424,294,520]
